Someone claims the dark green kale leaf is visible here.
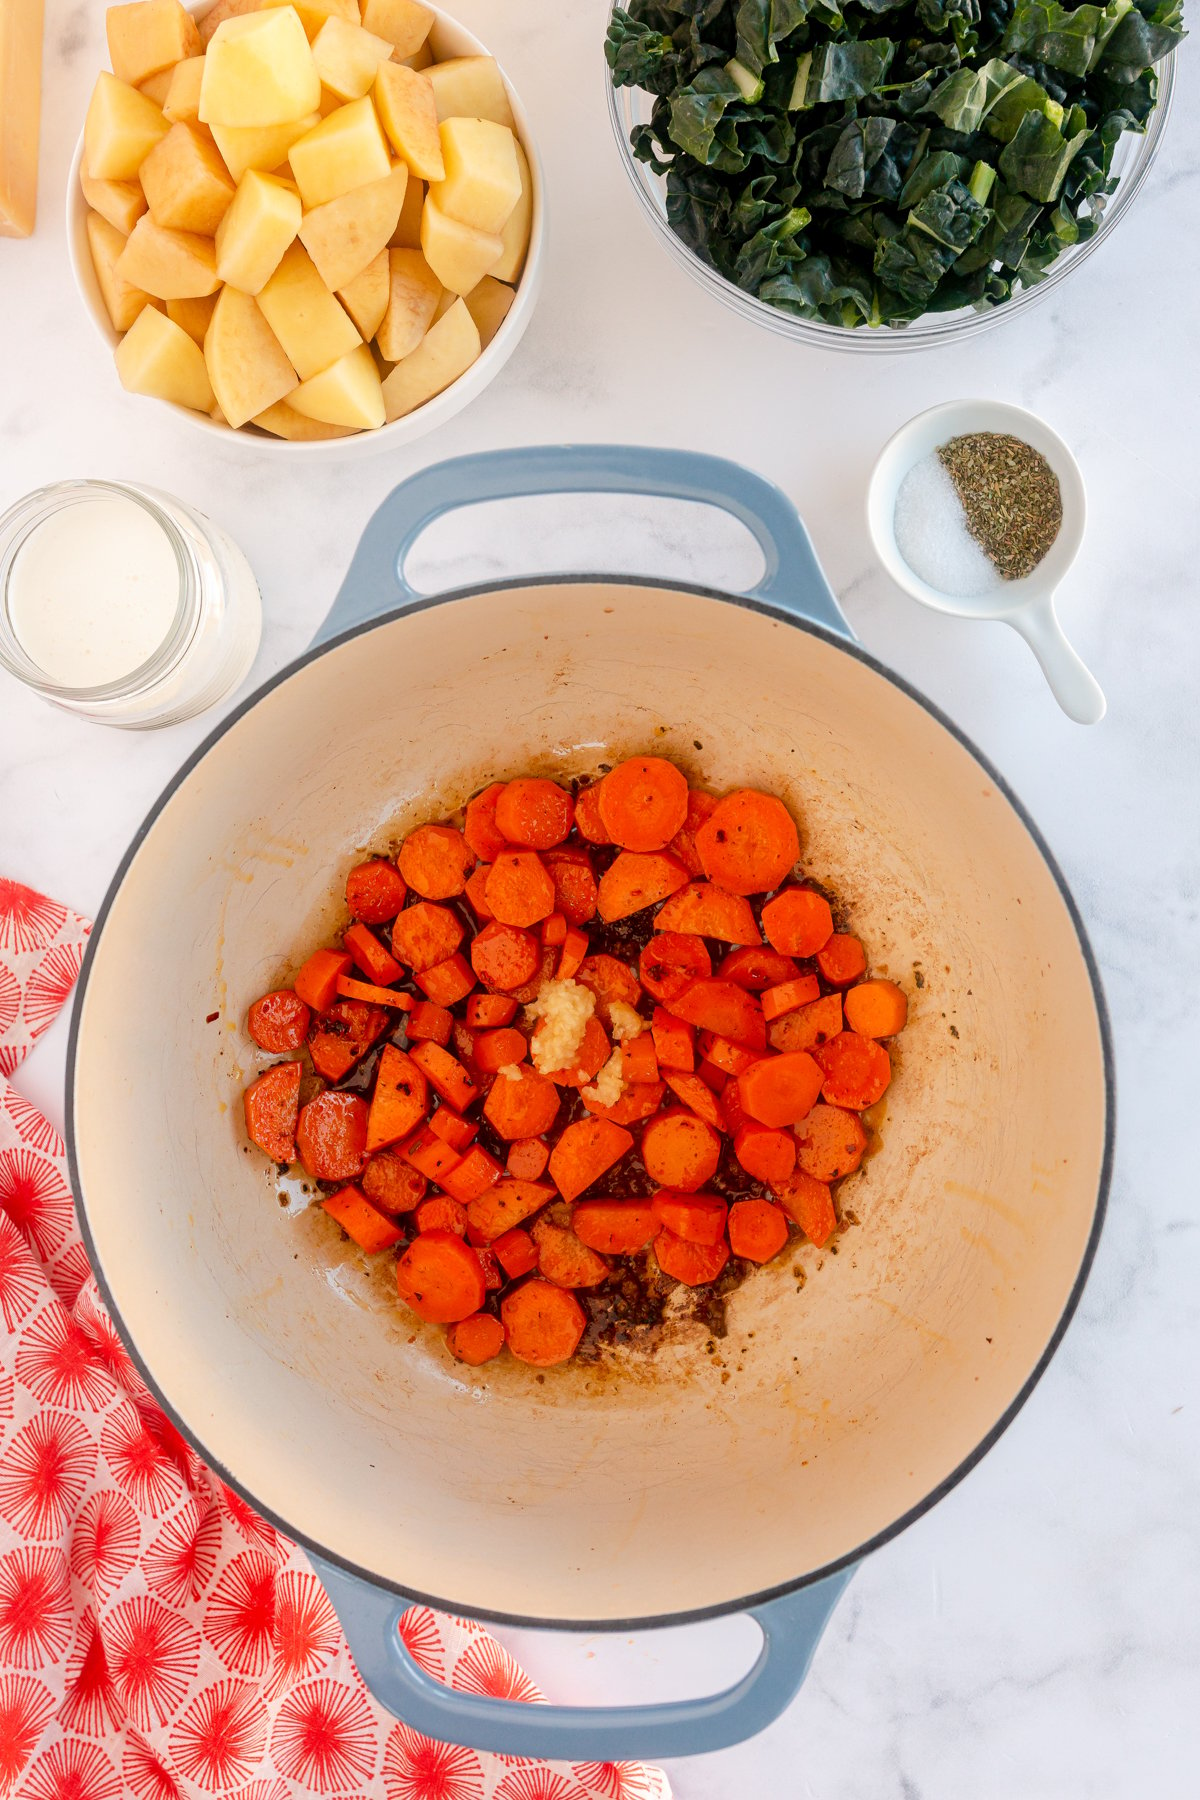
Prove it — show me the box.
[1002,0,1137,78]
[734,0,810,76]
[998,105,1090,198]
[907,174,990,244]
[606,9,683,91]
[793,38,898,104]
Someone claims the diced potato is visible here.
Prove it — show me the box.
[375,246,440,360]
[251,399,356,438]
[116,212,220,297]
[420,193,501,295]
[166,292,219,343]
[140,123,237,234]
[289,341,384,427]
[216,169,302,292]
[490,138,531,283]
[381,294,479,420]
[199,0,268,46]
[199,9,321,128]
[360,0,432,57]
[84,73,169,181]
[86,211,158,331]
[210,112,320,182]
[163,55,206,124]
[80,164,147,236]
[337,247,388,338]
[464,274,514,349]
[426,56,515,130]
[257,240,360,377]
[115,303,215,411]
[311,16,391,100]
[263,0,361,37]
[374,62,442,181]
[138,68,175,107]
[399,39,431,71]
[430,117,519,236]
[390,173,422,246]
[204,282,297,424]
[430,285,455,323]
[297,161,405,290]
[288,96,390,208]
[107,0,201,86]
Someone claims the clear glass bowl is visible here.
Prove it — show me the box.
[605,36,1177,353]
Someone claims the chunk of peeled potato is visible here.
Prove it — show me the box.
[215,170,302,293]
[390,174,423,247]
[490,138,531,283]
[463,274,514,349]
[84,73,169,181]
[426,56,515,130]
[87,212,159,331]
[199,9,320,127]
[263,0,360,35]
[116,213,220,298]
[166,292,219,344]
[204,282,297,425]
[360,0,433,58]
[256,240,360,378]
[115,304,215,412]
[138,68,175,107]
[288,97,392,209]
[210,112,320,182]
[106,0,201,87]
[381,294,479,420]
[375,246,440,361]
[80,164,147,236]
[139,123,236,235]
[199,0,267,47]
[430,117,520,236]
[311,16,392,100]
[163,55,206,124]
[337,247,389,339]
[374,62,443,181]
[289,341,385,428]
[252,399,357,439]
[297,162,406,292]
[420,193,501,295]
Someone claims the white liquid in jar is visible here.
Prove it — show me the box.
[8,492,180,687]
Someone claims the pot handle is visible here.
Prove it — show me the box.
[310,1552,853,1760]
[316,444,850,646]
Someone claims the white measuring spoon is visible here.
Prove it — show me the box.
[867,399,1104,725]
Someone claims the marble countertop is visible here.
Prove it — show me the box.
[3,4,1198,1794]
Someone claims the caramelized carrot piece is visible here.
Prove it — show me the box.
[738,1051,823,1128]
[396,1230,486,1322]
[573,781,610,843]
[533,1215,610,1287]
[447,1311,506,1365]
[406,1000,452,1044]
[638,932,711,1004]
[482,1064,560,1140]
[662,1072,726,1132]
[493,1226,538,1278]
[622,1031,659,1085]
[361,1150,426,1213]
[557,923,589,980]
[844,979,908,1039]
[696,789,799,896]
[641,1108,720,1192]
[651,1191,727,1246]
[294,948,353,1012]
[774,1170,837,1246]
[670,979,766,1049]
[794,1103,867,1181]
[296,1090,368,1182]
[427,1107,476,1152]
[244,1062,301,1164]
[722,1078,748,1135]
[463,783,508,863]
[474,1026,529,1075]
[572,1200,660,1254]
[718,946,806,991]
[471,920,540,992]
[345,859,408,924]
[467,1177,556,1240]
[734,1122,796,1187]
[465,865,495,920]
[542,911,567,947]
[762,977,824,1023]
[495,778,574,849]
[506,1137,550,1181]
[438,1144,503,1204]
[761,887,834,958]
[414,953,475,1007]
[813,1031,891,1109]
[408,1040,478,1111]
[699,1034,757,1076]
[391,901,464,972]
[697,1059,727,1094]
[535,1015,610,1088]
[248,989,311,1053]
[654,1228,729,1286]
[543,848,598,925]
[485,852,556,928]
[415,1195,468,1236]
[502,1279,587,1366]
[817,933,867,987]
[575,953,641,1024]
[580,1079,665,1125]
[466,992,518,1029]
[598,756,689,852]
[322,1185,404,1252]
[548,1117,634,1203]
[651,1007,694,1073]
[403,1128,464,1184]
[308,999,390,1081]
[596,850,689,922]
[728,1198,789,1263]
[654,883,760,945]
[768,994,843,1055]
[669,789,718,877]
[397,823,473,900]
[366,1045,429,1153]
[336,976,413,1010]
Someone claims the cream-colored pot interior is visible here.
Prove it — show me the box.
[71,583,1109,1625]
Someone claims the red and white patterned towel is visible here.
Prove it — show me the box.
[0,877,670,1800]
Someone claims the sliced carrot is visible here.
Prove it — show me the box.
[774,1170,837,1246]
[463,783,508,863]
[728,1198,789,1263]
[438,1144,504,1204]
[669,788,718,877]
[493,1226,539,1278]
[794,1103,867,1181]
[654,882,760,945]
[598,756,689,852]
[474,1026,529,1075]
[414,953,475,1007]
[345,858,408,924]
[596,850,689,923]
[733,1122,796,1187]
[322,1185,404,1252]
[485,851,556,929]
[294,947,353,1013]
[415,1194,468,1236]
[541,911,567,947]
[768,994,843,1055]
[482,1064,560,1140]
[296,1090,368,1181]
[639,932,711,1004]
[662,1072,726,1132]
[575,953,641,1024]
[738,1050,823,1128]
[244,1062,301,1164]
[722,1078,748,1135]
[397,823,473,900]
[427,1107,476,1152]
[700,1034,757,1076]
[495,777,574,850]
[506,1137,550,1181]
[536,1015,610,1088]
[641,1108,720,1192]
[396,1229,486,1323]
[248,989,311,1053]
[403,1128,463,1184]
[501,1279,586,1366]
[446,1311,506,1365]
[390,901,464,972]
[762,976,824,1023]
[622,1032,659,1084]
[361,1149,426,1213]
[543,848,598,925]
[670,979,766,1050]
[651,1191,727,1246]
[813,1031,891,1109]
[467,1177,556,1241]
[509,943,557,1005]
[572,781,610,843]
[336,976,413,1010]
[366,1045,429,1153]
[580,1079,665,1126]
[471,920,540,992]
[654,1228,729,1286]
[548,1116,634,1203]
[572,1199,660,1254]
[406,1000,452,1044]
[451,1020,476,1065]
[466,992,518,1029]
[557,923,589,980]
[308,998,390,1082]
[696,789,800,896]
[761,887,834,957]
[464,865,495,920]
[532,1214,610,1287]
[817,933,867,987]
[697,1059,727,1094]
[408,1040,479,1111]
[651,1007,694,1073]
[844,979,908,1039]
[718,946,806,992]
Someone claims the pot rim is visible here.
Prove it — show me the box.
[66,573,1115,1632]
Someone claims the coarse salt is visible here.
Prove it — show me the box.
[893,453,1000,599]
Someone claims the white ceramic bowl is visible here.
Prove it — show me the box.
[67,3,545,455]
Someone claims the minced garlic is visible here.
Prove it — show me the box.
[582,1048,626,1109]
[526,977,596,1078]
[497,1063,523,1082]
[608,1000,643,1043]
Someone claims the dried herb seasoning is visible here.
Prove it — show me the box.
[938,432,1063,580]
